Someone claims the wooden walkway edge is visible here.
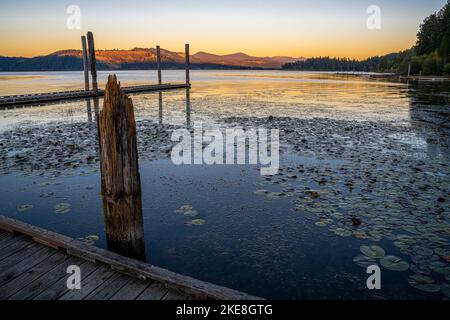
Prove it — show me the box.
[0,216,262,300]
[0,83,188,107]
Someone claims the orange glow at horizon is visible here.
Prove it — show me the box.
[0,0,446,60]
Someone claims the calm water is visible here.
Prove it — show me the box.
[0,70,449,299]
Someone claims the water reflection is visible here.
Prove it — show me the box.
[85,98,92,122]
[407,82,450,161]
[186,88,191,128]
[158,91,163,125]
[93,97,100,123]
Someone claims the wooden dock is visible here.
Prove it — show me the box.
[0,216,262,300]
[0,83,188,108]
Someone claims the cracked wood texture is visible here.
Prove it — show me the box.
[98,75,146,261]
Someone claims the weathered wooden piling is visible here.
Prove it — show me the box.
[81,36,90,91]
[98,75,146,261]
[185,44,190,85]
[87,32,98,94]
[82,36,92,122]
[156,46,162,85]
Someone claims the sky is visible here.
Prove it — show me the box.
[0,0,447,59]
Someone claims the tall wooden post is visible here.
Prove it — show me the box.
[81,36,90,92]
[87,32,98,94]
[98,75,146,261]
[156,45,162,85]
[185,43,190,86]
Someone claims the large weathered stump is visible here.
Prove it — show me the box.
[98,75,146,261]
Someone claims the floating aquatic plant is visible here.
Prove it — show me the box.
[408,275,441,293]
[54,203,71,214]
[353,255,377,268]
[380,255,409,272]
[16,204,33,212]
[186,219,206,226]
[360,245,385,259]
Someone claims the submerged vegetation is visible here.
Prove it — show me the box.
[283,1,450,75]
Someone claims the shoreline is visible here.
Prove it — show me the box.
[333,72,450,83]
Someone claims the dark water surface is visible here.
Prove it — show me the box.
[0,71,449,299]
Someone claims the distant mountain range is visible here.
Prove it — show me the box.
[0,48,303,71]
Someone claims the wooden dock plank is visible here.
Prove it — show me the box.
[162,290,190,300]
[33,261,99,300]
[84,273,130,300]
[0,83,189,108]
[58,265,116,300]
[0,247,56,287]
[109,278,152,300]
[0,234,28,251]
[0,236,34,260]
[0,243,44,274]
[0,230,10,241]
[0,216,262,300]
[0,252,67,299]
[7,256,85,300]
[136,282,168,300]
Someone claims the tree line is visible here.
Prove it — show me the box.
[283,1,450,76]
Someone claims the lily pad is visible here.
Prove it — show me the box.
[412,246,434,256]
[429,261,450,275]
[360,245,386,258]
[334,228,352,237]
[186,219,206,226]
[434,248,450,261]
[85,235,99,241]
[175,204,193,214]
[254,189,268,196]
[410,264,431,275]
[39,192,54,198]
[408,275,441,293]
[353,255,377,268]
[380,255,409,271]
[315,219,332,227]
[183,210,199,217]
[54,203,71,214]
[16,204,33,212]
[266,192,287,200]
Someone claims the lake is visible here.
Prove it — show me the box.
[0,70,449,299]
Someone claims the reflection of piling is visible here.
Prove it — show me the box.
[186,88,191,127]
[98,75,146,261]
[85,98,92,122]
[93,97,100,123]
[158,91,163,125]
[81,36,90,92]
[185,44,190,86]
[156,46,162,85]
[87,32,98,94]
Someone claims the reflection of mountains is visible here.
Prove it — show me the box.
[408,82,450,160]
